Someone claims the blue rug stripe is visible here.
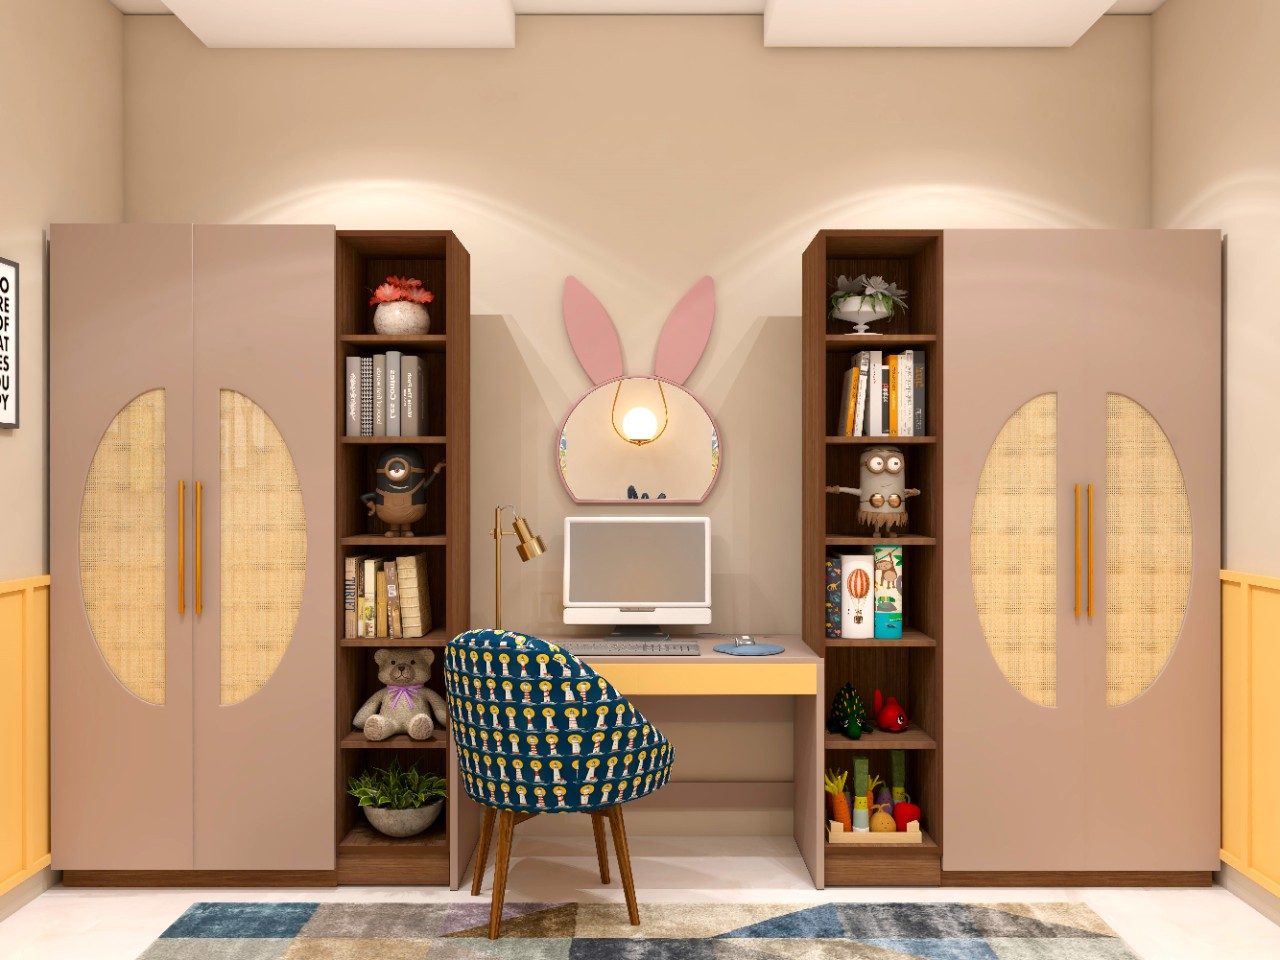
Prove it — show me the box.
[160,902,319,939]
[713,903,845,939]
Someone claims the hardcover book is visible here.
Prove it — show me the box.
[385,558,402,639]
[897,351,914,437]
[880,363,890,436]
[840,554,875,640]
[401,355,422,436]
[912,350,926,436]
[345,357,361,437]
[887,353,899,436]
[852,351,870,436]
[343,554,368,638]
[824,557,842,638]
[867,351,884,436]
[386,351,401,437]
[873,544,904,639]
[397,552,433,638]
[373,354,387,437]
[359,356,374,436]
[362,557,380,638]
[375,568,388,638]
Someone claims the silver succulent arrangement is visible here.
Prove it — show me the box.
[829,274,909,320]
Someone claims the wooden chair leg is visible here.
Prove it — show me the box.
[605,805,640,926]
[471,807,496,896]
[488,810,516,939]
[590,813,611,885]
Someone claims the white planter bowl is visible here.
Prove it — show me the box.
[373,300,431,335]
[361,799,443,838]
[834,300,893,335]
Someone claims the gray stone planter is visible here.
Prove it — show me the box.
[361,799,443,838]
[373,300,431,335]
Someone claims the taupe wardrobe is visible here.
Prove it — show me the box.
[50,224,335,872]
[943,230,1221,877]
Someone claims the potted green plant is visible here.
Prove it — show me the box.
[348,759,447,838]
[829,274,908,334]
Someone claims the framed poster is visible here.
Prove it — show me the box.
[0,257,15,429]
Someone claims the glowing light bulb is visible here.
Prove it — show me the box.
[621,406,659,442]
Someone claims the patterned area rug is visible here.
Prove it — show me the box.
[139,901,1140,959]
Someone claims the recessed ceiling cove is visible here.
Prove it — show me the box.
[764,0,1119,47]
[161,0,516,48]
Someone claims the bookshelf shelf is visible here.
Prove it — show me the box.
[805,230,943,886]
[340,731,448,750]
[827,435,935,445]
[336,230,470,889]
[824,726,936,751]
[341,436,446,445]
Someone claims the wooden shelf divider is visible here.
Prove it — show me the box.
[823,726,937,751]
[341,436,446,445]
[340,731,447,750]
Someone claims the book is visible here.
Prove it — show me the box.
[880,363,890,435]
[897,351,914,437]
[397,552,433,638]
[362,557,380,638]
[373,354,386,436]
[385,558,402,639]
[838,362,860,437]
[912,350,926,436]
[840,554,875,639]
[887,353,899,436]
[824,557,842,639]
[359,356,373,436]
[873,544,904,639]
[867,351,884,436]
[343,554,368,638]
[401,355,422,437]
[385,351,401,437]
[345,357,361,437]
[375,568,388,638]
[852,352,871,436]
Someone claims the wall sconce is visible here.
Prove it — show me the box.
[491,505,546,629]
[611,379,669,446]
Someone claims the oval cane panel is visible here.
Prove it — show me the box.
[1105,394,1191,707]
[219,390,306,705]
[79,389,167,704]
[970,393,1058,707]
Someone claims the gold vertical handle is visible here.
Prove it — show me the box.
[195,480,204,616]
[177,480,186,615]
[1086,483,1095,620]
[1073,483,1081,620]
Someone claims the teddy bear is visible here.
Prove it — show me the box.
[353,647,449,741]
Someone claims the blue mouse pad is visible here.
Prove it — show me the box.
[712,642,785,656]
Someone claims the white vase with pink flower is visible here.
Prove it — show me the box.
[371,275,434,335]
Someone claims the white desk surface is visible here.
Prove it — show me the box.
[540,634,820,696]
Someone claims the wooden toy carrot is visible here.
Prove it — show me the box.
[824,768,852,831]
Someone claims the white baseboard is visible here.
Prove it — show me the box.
[0,867,56,924]
[1218,862,1280,927]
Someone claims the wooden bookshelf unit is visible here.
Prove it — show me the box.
[802,231,943,886]
[334,231,470,886]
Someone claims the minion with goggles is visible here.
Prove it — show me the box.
[361,447,444,536]
[824,446,920,535]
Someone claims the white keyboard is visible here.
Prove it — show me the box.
[559,640,702,657]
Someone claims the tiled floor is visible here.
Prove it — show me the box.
[2,837,1278,959]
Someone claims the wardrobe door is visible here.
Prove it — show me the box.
[942,230,1093,871]
[1076,230,1221,870]
[50,224,196,868]
[191,225,335,869]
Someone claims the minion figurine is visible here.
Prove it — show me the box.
[360,448,444,536]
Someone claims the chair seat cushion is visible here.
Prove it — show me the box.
[445,629,674,813]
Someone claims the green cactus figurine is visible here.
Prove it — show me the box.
[827,682,874,740]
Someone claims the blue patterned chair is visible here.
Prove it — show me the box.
[445,629,675,937]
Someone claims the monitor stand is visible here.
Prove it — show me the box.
[609,625,671,640]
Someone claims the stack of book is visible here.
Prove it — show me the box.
[825,546,904,640]
[344,553,433,639]
[345,352,427,437]
[836,350,926,437]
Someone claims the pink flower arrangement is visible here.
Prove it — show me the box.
[369,275,435,307]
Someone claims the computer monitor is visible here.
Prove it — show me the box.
[563,516,711,634]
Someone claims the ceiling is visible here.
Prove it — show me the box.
[105,0,1169,47]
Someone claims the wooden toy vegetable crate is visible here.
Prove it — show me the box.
[826,819,923,844]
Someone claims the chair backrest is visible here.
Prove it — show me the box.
[445,629,674,813]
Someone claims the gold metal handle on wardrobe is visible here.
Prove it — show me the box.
[1086,482,1095,620]
[1073,483,1081,620]
[177,480,186,615]
[195,480,204,616]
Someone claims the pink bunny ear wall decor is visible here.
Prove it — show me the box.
[557,276,722,504]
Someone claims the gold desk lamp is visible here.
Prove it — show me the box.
[491,505,546,629]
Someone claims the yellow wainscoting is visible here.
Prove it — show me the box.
[1221,570,1280,898]
[0,575,50,897]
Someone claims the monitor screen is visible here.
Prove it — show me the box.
[565,518,709,606]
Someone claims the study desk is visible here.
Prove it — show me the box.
[552,634,826,887]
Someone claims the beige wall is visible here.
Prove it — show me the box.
[0,0,123,582]
[121,14,1154,831]
[1153,0,1278,576]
